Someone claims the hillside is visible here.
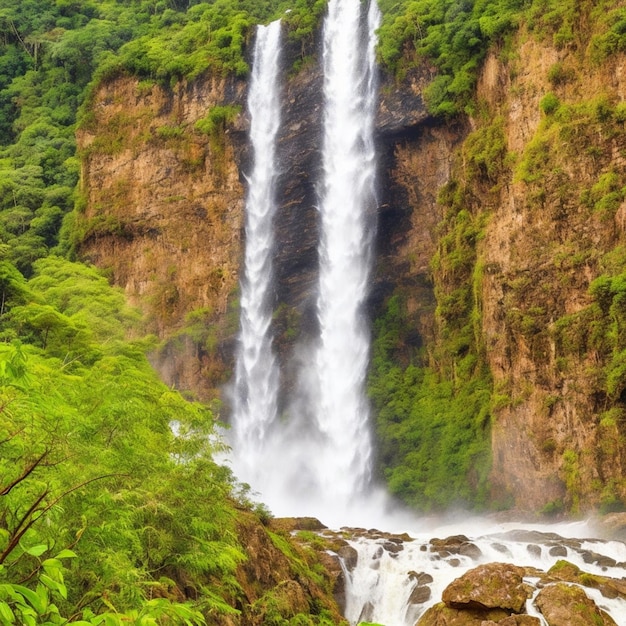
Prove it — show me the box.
[3,0,626,621]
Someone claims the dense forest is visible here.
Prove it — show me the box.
[3,0,626,622]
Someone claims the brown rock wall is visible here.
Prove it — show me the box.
[77,74,247,398]
[75,52,446,407]
[475,35,626,510]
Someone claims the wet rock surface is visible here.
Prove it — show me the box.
[535,583,618,626]
[430,535,483,560]
[417,604,510,626]
[442,563,530,613]
[408,584,432,605]
[317,526,626,626]
[482,617,541,626]
[545,559,626,600]
[415,559,623,626]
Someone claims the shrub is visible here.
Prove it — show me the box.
[540,92,561,115]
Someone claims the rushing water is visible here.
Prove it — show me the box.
[338,518,626,625]
[229,0,382,520]
[308,0,381,501]
[231,19,282,485]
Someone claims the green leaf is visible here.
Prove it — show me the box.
[0,601,15,624]
[53,549,77,560]
[38,575,66,600]
[10,585,47,615]
[0,586,21,604]
[41,559,63,583]
[24,545,48,557]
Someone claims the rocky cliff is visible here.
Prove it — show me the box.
[473,32,626,512]
[77,74,247,400]
[76,19,626,514]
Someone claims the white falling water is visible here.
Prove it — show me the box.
[231,20,282,485]
[310,0,381,500]
[229,0,384,525]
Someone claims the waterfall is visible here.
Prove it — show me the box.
[309,0,381,500]
[231,19,282,484]
[228,12,626,626]
[229,1,383,523]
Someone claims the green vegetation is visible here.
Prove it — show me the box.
[370,210,492,510]
[195,105,241,137]
[0,255,257,622]
[589,4,626,62]
[369,318,492,510]
[0,255,344,622]
[195,104,242,164]
[368,113,513,510]
[376,0,626,116]
[376,0,526,115]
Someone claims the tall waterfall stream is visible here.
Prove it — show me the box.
[231,18,282,489]
[229,2,626,624]
[310,0,380,500]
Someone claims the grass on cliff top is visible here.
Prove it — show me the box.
[377,0,626,116]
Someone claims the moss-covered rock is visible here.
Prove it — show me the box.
[535,583,617,626]
[441,563,530,613]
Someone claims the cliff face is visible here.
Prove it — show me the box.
[77,75,247,399]
[476,35,626,511]
[77,25,626,513]
[75,56,437,405]
[372,31,626,514]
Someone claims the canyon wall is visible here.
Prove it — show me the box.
[77,25,626,513]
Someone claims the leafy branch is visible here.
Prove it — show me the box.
[1,474,125,566]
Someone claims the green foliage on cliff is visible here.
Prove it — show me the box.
[376,0,626,116]
[369,294,492,510]
[83,0,327,87]
[376,0,526,115]
[370,187,493,511]
[369,115,511,511]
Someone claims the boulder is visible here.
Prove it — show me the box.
[383,541,404,554]
[595,512,626,541]
[429,535,482,560]
[547,560,626,600]
[409,571,434,585]
[408,585,431,604]
[337,545,358,571]
[547,545,567,557]
[535,583,618,626]
[442,563,531,613]
[415,603,509,625]
[526,544,541,558]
